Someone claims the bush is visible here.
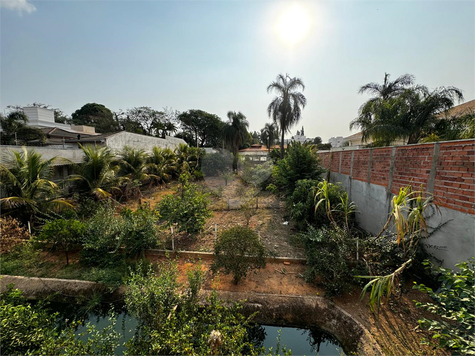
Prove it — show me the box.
[157,183,212,236]
[272,142,325,197]
[120,205,159,257]
[413,258,475,355]
[212,226,266,284]
[37,219,86,265]
[301,225,364,297]
[0,217,30,254]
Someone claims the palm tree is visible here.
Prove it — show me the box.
[175,143,202,176]
[69,144,119,199]
[118,146,149,199]
[260,123,278,151]
[350,73,415,145]
[0,147,72,224]
[146,146,176,186]
[267,74,307,159]
[224,111,249,171]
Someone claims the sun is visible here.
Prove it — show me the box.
[275,3,312,46]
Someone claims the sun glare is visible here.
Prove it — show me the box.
[275,3,312,46]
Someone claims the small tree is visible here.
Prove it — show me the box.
[38,219,86,265]
[212,226,266,284]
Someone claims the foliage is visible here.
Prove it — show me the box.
[359,185,438,312]
[0,109,46,145]
[0,216,30,254]
[0,286,58,355]
[0,147,72,224]
[314,179,355,229]
[177,109,225,147]
[69,144,119,199]
[157,182,212,236]
[267,73,307,158]
[118,146,149,199]
[350,73,464,145]
[37,218,86,265]
[224,111,249,171]
[212,226,266,284]
[414,259,475,355]
[146,146,176,185]
[301,226,362,297]
[272,141,325,197]
[120,204,159,257]
[71,103,119,133]
[260,123,279,150]
[1,286,120,355]
[175,143,203,177]
[286,179,318,230]
[116,106,177,137]
[125,261,262,355]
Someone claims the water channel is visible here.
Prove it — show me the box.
[54,303,345,355]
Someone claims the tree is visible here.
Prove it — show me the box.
[146,147,177,185]
[313,136,322,145]
[118,146,149,199]
[69,144,119,199]
[0,110,46,145]
[71,103,119,133]
[177,110,225,147]
[350,73,464,145]
[260,123,278,151]
[267,73,307,158]
[223,111,249,171]
[0,148,72,224]
[115,107,176,137]
[212,226,266,284]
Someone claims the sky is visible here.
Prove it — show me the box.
[1,0,474,142]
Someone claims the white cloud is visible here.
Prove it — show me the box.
[0,0,36,14]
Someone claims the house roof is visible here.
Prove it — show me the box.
[239,144,283,153]
[438,99,475,118]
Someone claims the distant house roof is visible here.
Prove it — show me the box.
[239,144,283,153]
[438,99,475,118]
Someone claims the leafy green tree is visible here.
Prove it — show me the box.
[0,148,72,224]
[175,143,203,177]
[37,219,86,265]
[177,109,225,147]
[118,146,149,199]
[71,103,119,133]
[313,136,322,145]
[157,182,212,236]
[212,226,266,284]
[69,144,119,199]
[272,141,326,197]
[0,110,46,145]
[350,73,464,145]
[116,106,177,137]
[224,111,249,171]
[267,73,307,158]
[414,258,475,355]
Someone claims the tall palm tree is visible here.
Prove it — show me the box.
[69,144,119,199]
[0,147,72,224]
[267,74,307,158]
[350,73,415,145]
[224,111,249,171]
[260,123,278,151]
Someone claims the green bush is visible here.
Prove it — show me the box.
[157,183,212,236]
[37,219,86,265]
[125,261,262,355]
[413,258,475,355]
[212,226,266,284]
[301,225,364,297]
[120,205,159,256]
[272,142,325,197]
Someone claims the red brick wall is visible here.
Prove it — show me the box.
[317,139,475,215]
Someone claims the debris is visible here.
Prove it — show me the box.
[283,221,289,225]
[283,261,291,266]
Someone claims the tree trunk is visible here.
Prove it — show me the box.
[280,129,285,159]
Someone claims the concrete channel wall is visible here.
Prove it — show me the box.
[317,139,475,268]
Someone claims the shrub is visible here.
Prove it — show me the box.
[0,217,30,254]
[301,225,363,297]
[212,226,266,284]
[272,142,325,197]
[157,183,212,236]
[37,218,86,265]
[413,258,475,355]
[120,205,159,256]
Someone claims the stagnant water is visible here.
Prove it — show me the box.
[53,303,345,355]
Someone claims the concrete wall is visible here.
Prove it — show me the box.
[318,139,475,268]
[0,145,85,166]
[105,132,186,153]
